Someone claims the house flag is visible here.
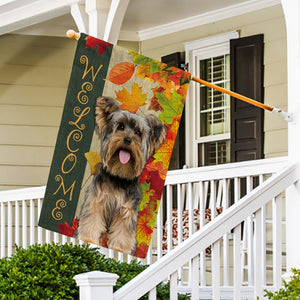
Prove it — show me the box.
[38,33,191,258]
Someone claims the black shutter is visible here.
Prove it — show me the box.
[161,52,185,170]
[230,34,264,162]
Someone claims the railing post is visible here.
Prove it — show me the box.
[74,271,119,300]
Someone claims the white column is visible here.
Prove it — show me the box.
[85,0,111,39]
[281,0,300,272]
[74,271,119,300]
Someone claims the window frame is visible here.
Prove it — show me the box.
[185,31,239,167]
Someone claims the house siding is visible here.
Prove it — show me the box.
[140,4,288,161]
[0,35,139,190]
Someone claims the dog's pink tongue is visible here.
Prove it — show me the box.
[119,150,131,164]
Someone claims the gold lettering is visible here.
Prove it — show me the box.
[69,107,90,130]
[77,82,93,105]
[61,153,77,174]
[51,199,67,221]
[80,55,103,82]
[66,129,83,153]
[53,175,76,201]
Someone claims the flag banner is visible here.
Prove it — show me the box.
[38,33,191,258]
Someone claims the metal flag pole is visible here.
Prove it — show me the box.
[66,29,293,123]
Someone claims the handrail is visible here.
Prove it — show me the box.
[165,156,288,184]
[0,186,46,202]
[0,157,287,202]
[114,162,298,300]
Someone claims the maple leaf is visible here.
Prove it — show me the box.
[139,182,153,210]
[85,151,102,175]
[58,217,79,237]
[129,50,153,65]
[180,71,192,85]
[106,62,135,85]
[168,70,185,85]
[115,82,147,113]
[157,91,184,124]
[135,63,151,81]
[134,242,149,258]
[85,36,112,56]
[136,207,154,246]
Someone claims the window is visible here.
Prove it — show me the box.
[185,31,239,167]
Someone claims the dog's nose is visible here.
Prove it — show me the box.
[124,137,131,146]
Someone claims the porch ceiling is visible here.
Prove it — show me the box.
[0,0,281,41]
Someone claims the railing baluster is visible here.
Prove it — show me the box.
[273,194,283,290]
[254,208,263,299]
[191,255,199,300]
[177,183,183,285]
[30,199,35,245]
[15,200,20,247]
[170,271,178,300]
[22,200,27,248]
[212,241,221,300]
[166,184,173,252]
[148,287,156,300]
[233,224,242,300]
[146,238,152,265]
[1,202,5,258]
[7,201,12,257]
[222,178,229,286]
[37,198,43,244]
[198,181,206,286]
[246,176,254,285]
[156,199,163,259]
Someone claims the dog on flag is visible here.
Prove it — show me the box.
[76,96,166,253]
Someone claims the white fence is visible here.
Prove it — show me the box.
[0,156,292,299]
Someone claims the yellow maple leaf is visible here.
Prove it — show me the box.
[116,82,147,113]
[84,151,102,175]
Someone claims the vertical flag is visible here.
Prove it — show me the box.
[38,33,191,258]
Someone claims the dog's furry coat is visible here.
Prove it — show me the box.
[76,96,166,253]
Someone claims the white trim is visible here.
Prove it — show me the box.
[138,0,280,41]
[0,0,81,36]
[196,133,230,144]
[185,31,239,167]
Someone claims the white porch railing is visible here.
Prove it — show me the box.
[76,160,296,300]
[0,156,293,299]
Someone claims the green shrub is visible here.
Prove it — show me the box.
[0,243,190,300]
[264,268,300,299]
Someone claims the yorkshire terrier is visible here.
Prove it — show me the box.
[76,96,166,254]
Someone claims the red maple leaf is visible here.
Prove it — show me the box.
[134,242,149,259]
[85,36,112,56]
[58,217,79,237]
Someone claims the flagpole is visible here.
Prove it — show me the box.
[191,76,292,122]
[66,29,293,122]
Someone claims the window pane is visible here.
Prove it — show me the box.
[199,54,230,138]
[198,140,230,167]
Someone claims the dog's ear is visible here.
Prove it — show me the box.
[146,115,167,158]
[95,96,120,136]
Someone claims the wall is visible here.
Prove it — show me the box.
[140,4,288,160]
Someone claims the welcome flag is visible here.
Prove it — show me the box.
[38,33,191,258]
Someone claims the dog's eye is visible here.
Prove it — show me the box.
[135,129,141,136]
[117,124,125,131]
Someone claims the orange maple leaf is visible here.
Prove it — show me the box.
[115,82,147,113]
[136,208,153,245]
[135,63,151,81]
